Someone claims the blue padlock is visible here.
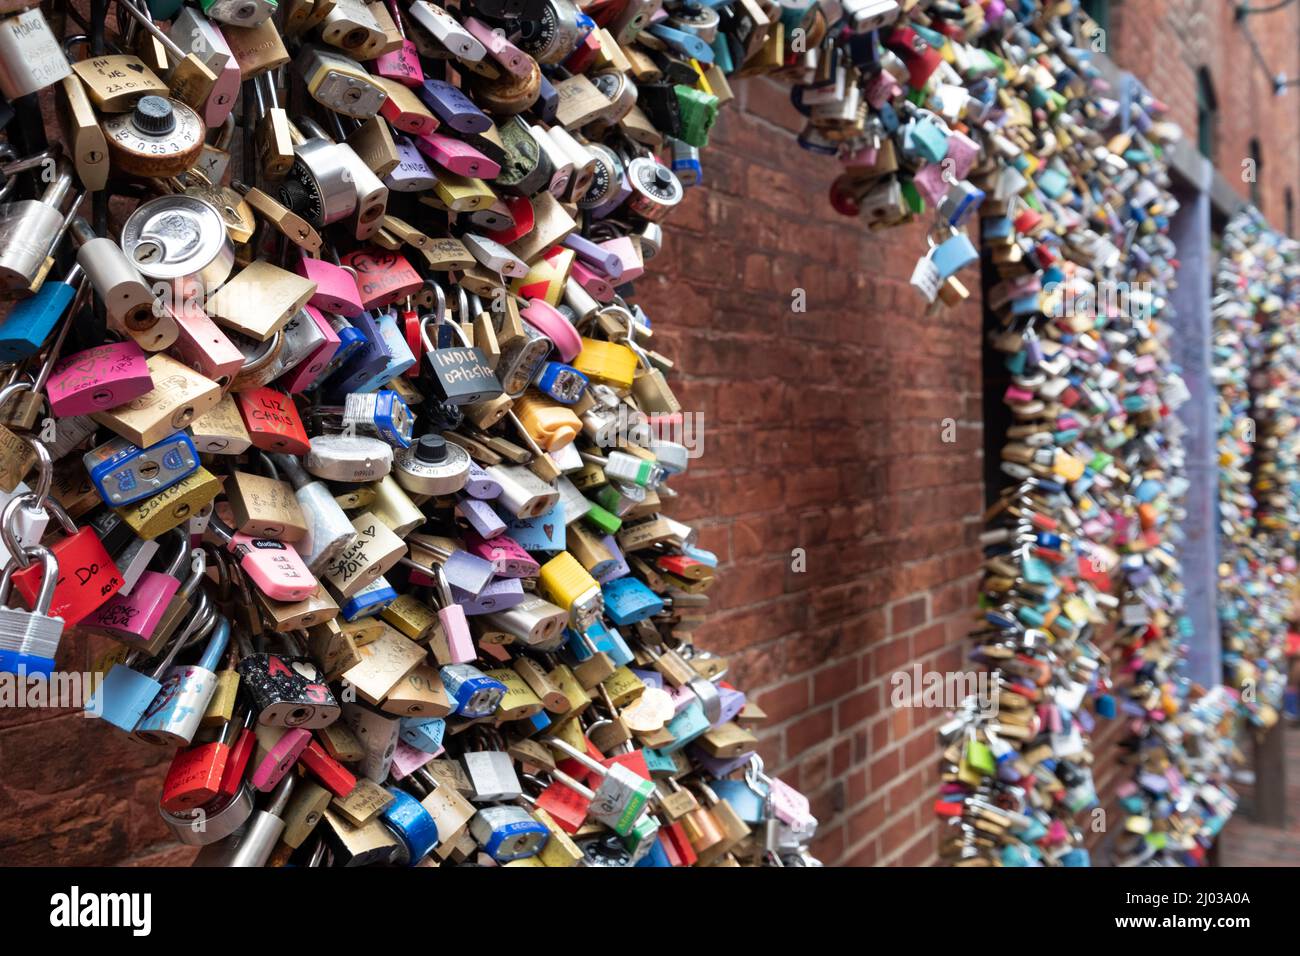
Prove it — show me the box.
[533,361,588,403]
[400,716,446,753]
[709,778,769,825]
[0,269,79,362]
[660,698,710,753]
[930,232,980,279]
[440,662,506,717]
[601,577,664,626]
[382,787,440,865]
[342,575,398,621]
[84,433,200,507]
[505,500,567,552]
[325,312,393,400]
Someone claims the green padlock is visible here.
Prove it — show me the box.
[674,85,719,149]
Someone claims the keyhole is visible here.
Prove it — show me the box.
[91,389,113,406]
[133,240,162,265]
[138,462,160,480]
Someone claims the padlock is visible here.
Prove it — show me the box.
[6,492,122,626]
[0,546,64,678]
[133,615,233,745]
[90,606,211,732]
[225,455,309,541]
[80,530,190,648]
[270,454,356,574]
[48,340,153,418]
[235,387,311,455]
[0,156,80,294]
[208,514,315,602]
[236,632,340,729]
[92,353,221,449]
[296,43,387,119]
[84,433,199,508]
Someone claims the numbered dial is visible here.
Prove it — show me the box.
[278,140,357,229]
[516,0,584,64]
[103,95,206,178]
[625,157,683,222]
[579,144,626,210]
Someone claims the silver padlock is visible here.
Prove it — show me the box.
[0,155,80,293]
[0,7,71,100]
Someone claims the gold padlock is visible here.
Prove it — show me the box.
[114,466,222,540]
[92,354,221,449]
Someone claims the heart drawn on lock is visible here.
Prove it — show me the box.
[543,524,554,541]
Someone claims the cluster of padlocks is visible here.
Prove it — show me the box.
[0,0,841,867]
[900,7,1239,864]
[1215,210,1300,731]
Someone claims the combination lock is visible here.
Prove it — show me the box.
[102,96,206,178]
[625,157,683,222]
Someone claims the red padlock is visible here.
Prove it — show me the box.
[535,777,591,834]
[161,711,246,811]
[12,502,122,626]
[218,711,257,798]
[340,248,424,311]
[235,387,310,456]
[299,738,358,797]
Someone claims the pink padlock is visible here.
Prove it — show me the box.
[250,726,312,792]
[416,130,501,179]
[80,531,188,649]
[375,0,424,87]
[297,254,365,318]
[570,259,615,302]
[169,302,245,389]
[463,531,539,578]
[434,567,476,664]
[279,305,342,394]
[463,16,532,77]
[600,236,644,284]
[46,340,153,417]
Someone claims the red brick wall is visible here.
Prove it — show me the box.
[1109,0,1300,231]
[637,78,985,866]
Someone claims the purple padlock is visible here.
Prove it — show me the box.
[464,463,501,499]
[441,549,495,597]
[594,534,630,584]
[562,234,624,280]
[46,341,153,417]
[456,497,506,539]
[417,79,491,134]
[384,137,439,193]
[453,576,525,615]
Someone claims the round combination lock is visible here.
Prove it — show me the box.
[102,95,206,178]
[468,59,542,116]
[579,143,628,214]
[624,156,683,222]
[515,0,584,64]
[667,6,719,43]
[394,434,472,496]
[588,70,638,124]
[279,139,358,230]
[119,194,236,293]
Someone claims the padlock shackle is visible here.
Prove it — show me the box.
[197,616,232,672]
[0,545,58,615]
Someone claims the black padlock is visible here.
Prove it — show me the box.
[420,312,503,406]
[236,633,341,729]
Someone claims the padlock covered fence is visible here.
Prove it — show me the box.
[0,0,1296,869]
